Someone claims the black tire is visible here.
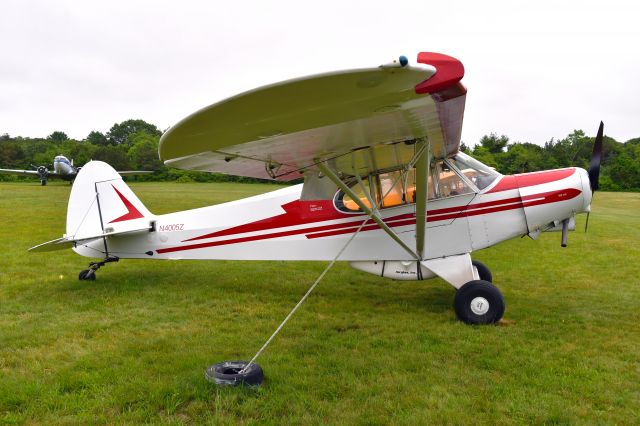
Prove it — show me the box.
[206,361,264,386]
[41,180,47,186]
[472,260,492,282]
[454,280,504,325]
[78,269,96,281]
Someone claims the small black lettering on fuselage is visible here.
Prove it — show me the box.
[159,224,184,232]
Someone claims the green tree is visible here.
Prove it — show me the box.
[0,141,25,168]
[501,143,545,174]
[47,131,68,143]
[86,131,108,146]
[471,145,498,169]
[127,131,162,170]
[479,133,509,154]
[92,144,132,170]
[107,119,161,145]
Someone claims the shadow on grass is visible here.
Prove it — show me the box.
[51,260,456,317]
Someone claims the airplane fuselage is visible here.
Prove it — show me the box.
[74,165,592,271]
[53,155,77,181]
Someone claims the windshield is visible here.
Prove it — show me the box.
[449,152,500,190]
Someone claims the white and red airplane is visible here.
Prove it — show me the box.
[31,52,603,325]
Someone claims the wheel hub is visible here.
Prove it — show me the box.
[470,296,489,315]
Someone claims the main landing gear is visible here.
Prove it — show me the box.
[454,260,504,325]
[78,256,119,281]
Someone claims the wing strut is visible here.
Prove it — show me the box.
[414,139,431,259]
[316,162,419,260]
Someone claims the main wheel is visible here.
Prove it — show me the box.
[78,269,96,281]
[41,180,47,186]
[454,280,504,325]
[472,260,492,282]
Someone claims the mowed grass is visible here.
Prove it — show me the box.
[1,181,639,425]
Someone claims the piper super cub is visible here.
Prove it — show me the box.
[31,52,604,325]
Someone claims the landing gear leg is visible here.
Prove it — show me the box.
[79,256,119,281]
[472,260,493,282]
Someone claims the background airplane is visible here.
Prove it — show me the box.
[0,154,154,185]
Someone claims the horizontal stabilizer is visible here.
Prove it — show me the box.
[29,225,153,252]
[29,237,77,252]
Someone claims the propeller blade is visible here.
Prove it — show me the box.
[588,121,604,191]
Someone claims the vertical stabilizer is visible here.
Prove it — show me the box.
[66,161,152,246]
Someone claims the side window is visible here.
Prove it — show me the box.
[337,171,408,213]
[340,177,379,212]
[406,168,436,202]
[336,162,465,213]
[434,161,473,197]
[379,170,405,208]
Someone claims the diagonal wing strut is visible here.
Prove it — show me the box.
[317,140,431,261]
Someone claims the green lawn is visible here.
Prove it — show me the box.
[1,182,639,425]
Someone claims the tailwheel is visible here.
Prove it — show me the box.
[454,280,504,325]
[78,269,96,281]
[78,256,119,281]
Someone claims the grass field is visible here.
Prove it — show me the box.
[1,182,639,425]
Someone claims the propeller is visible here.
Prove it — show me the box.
[30,164,50,184]
[585,121,604,232]
[36,165,49,179]
[588,121,604,191]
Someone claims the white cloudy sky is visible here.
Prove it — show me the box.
[1,0,638,145]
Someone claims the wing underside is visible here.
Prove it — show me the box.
[0,169,39,176]
[159,52,466,181]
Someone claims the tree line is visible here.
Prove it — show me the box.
[0,119,262,184]
[460,130,640,191]
[1,119,639,191]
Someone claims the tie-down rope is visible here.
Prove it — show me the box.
[239,147,426,373]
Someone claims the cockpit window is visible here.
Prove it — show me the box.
[334,154,495,213]
[336,163,447,213]
[435,161,474,197]
[339,176,379,212]
[449,152,500,190]
[378,170,407,207]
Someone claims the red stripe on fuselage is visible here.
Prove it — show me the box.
[184,200,337,241]
[305,189,580,240]
[156,188,580,254]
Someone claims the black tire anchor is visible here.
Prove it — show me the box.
[78,256,119,281]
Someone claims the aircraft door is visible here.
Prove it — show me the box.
[425,160,475,257]
[397,159,476,258]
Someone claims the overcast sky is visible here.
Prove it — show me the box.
[2,0,638,146]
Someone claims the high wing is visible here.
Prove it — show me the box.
[159,52,466,181]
